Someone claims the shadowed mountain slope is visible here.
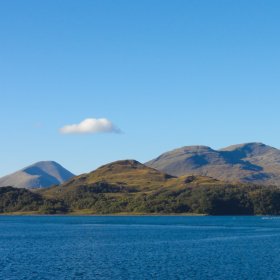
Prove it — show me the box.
[146,143,280,185]
[0,161,75,189]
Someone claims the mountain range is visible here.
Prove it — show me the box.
[2,142,280,215]
[1,156,280,215]
[0,161,74,189]
[1,142,280,190]
[147,143,280,186]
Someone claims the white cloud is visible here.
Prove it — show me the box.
[60,118,121,134]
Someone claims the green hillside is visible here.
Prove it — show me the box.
[39,160,280,215]
[0,186,67,214]
[1,160,280,215]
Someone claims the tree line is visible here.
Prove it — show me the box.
[1,183,280,215]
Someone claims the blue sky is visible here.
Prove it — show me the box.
[1,0,280,176]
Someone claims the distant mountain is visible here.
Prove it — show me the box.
[146,143,280,185]
[0,161,75,189]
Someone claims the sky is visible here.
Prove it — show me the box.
[1,0,280,176]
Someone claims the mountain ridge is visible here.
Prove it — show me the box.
[146,142,280,185]
[2,158,280,215]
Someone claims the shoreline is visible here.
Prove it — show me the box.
[0,211,208,217]
[0,212,262,217]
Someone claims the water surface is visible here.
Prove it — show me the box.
[0,216,280,280]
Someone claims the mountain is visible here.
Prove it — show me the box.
[0,161,75,189]
[41,159,233,214]
[56,160,175,192]
[44,159,221,194]
[3,159,280,215]
[146,143,280,185]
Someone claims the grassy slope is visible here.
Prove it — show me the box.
[42,160,224,197]
[5,160,279,215]
[38,160,238,214]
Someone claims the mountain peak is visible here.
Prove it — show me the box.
[100,159,143,168]
[94,160,145,174]
[220,143,278,158]
[174,145,213,153]
[22,161,63,171]
[220,142,268,151]
[0,161,74,189]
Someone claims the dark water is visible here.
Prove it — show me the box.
[1,216,280,280]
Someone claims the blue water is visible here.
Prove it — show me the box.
[0,216,280,280]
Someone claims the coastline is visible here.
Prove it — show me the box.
[0,211,207,217]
